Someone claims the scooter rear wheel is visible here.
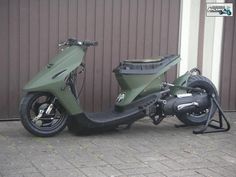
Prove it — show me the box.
[19,92,67,137]
[176,75,218,126]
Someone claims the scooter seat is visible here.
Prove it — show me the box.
[114,55,180,75]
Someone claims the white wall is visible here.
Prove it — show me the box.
[179,0,201,75]
[202,0,224,90]
[179,0,224,91]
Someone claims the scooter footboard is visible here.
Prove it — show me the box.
[67,107,145,130]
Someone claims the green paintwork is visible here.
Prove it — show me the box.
[115,57,181,106]
[139,75,164,97]
[170,71,191,95]
[24,46,84,115]
[115,74,161,106]
[24,43,183,115]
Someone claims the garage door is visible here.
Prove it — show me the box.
[0,0,181,119]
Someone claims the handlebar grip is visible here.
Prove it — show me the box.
[83,40,98,46]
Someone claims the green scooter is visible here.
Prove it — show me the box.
[19,38,228,137]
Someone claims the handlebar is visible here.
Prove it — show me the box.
[82,40,98,47]
[58,38,98,48]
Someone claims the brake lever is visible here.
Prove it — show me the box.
[58,41,68,51]
[58,41,67,47]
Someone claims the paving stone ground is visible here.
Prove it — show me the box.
[0,113,236,177]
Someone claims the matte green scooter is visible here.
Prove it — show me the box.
[19,38,220,137]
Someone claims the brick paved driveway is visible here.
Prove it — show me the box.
[0,113,235,177]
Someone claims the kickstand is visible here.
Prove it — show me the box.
[193,94,230,134]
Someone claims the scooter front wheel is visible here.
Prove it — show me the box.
[19,92,68,137]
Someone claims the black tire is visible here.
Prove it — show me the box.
[176,75,218,126]
[19,92,67,137]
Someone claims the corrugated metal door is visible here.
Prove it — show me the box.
[220,1,236,111]
[0,0,181,119]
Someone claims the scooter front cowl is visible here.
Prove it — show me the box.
[23,46,85,115]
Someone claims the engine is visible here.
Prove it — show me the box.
[162,93,210,115]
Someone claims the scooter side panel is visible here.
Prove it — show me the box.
[115,74,158,106]
[140,75,164,96]
[170,71,192,95]
[115,57,181,106]
[23,46,85,115]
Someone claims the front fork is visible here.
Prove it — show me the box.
[32,97,56,123]
[45,97,56,114]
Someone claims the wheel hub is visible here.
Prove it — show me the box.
[38,103,49,113]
